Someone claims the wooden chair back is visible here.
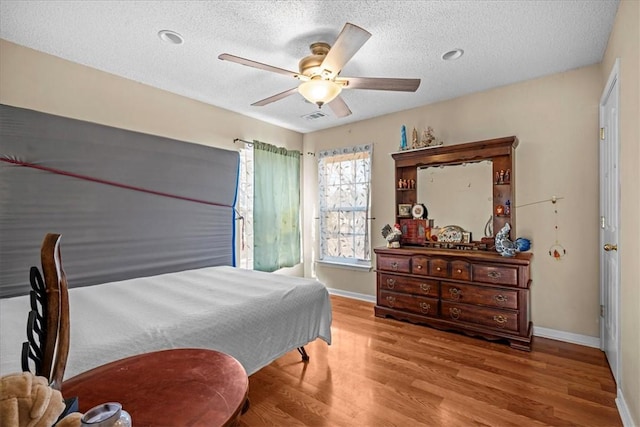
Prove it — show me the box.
[21,233,70,390]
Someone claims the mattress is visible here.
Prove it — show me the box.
[0,266,332,378]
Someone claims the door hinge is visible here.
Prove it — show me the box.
[601,216,606,229]
[600,304,605,317]
[600,127,605,140]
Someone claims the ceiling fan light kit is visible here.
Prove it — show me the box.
[218,22,421,118]
[298,79,342,107]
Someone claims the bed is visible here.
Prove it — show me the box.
[1,105,331,381]
[0,265,332,379]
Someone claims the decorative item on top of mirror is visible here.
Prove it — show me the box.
[411,127,419,149]
[398,126,445,150]
[381,223,402,248]
[419,126,445,148]
[399,125,407,150]
[398,204,412,217]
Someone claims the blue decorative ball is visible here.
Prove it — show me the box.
[515,238,531,252]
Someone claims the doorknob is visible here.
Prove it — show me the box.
[604,243,618,251]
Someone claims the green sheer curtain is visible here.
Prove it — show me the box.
[253,141,301,272]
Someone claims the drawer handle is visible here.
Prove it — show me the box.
[391,262,398,271]
[419,302,431,314]
[416,265,423,270]
[494,294,508,305]
[456,269,462,274]
[386,278,396,289]
[436,267,442,272]
[488,271,502,279]
[420,283,431,293]
[449,288,461,300]
[386,296,396,307]
[493,315,508,328]
[449,307,461,319]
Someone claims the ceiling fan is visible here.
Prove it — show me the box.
[218,23,421,118]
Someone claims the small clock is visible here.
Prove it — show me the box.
[411,203,428,219]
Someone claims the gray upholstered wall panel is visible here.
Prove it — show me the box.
[0,104,239,298]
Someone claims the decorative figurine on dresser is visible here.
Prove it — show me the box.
[376,136,533,351]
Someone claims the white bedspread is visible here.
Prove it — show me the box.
[0,266,332,378]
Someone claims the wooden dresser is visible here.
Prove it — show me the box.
[374,246,532,350]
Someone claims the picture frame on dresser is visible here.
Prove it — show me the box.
[398,203,412,217]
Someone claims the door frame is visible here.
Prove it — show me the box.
[598,58,620,382]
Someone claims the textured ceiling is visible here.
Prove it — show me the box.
[0,1,620,134]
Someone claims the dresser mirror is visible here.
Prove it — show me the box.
[416,160,493,240]
[393,136,518,242]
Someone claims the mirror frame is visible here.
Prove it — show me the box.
[392,135,518,241]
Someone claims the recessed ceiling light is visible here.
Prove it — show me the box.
[442,48,464,61]
[158,30,184,45]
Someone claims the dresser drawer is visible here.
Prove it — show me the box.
[428,258,449,278]
[380,290,438,317]
[442,301,519,332]
[411,256,429,275]
[450,260,471,281]
[377,255,411,273]
[379,274,438,297]
[441,283,518,309]
[472,264,518,286]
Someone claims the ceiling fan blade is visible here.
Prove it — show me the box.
[218,53,300,79]
[321,23,372,78]
[338,77,421,92]
[251,87,299,106]
[328,95,352,118]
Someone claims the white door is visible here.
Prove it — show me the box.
[599,59,620,382]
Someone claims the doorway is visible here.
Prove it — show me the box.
[599,58,620,382]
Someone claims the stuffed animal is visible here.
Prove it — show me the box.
[0,372,82,427]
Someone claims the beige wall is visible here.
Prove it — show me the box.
[601,1,640,424]
[304,64,603,338]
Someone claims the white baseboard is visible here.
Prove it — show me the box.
[533,326,600,348]
[327,288,376,303]
[616,389,637,427]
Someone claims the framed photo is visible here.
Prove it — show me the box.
[462,231,472,243]
[398,204,412,217]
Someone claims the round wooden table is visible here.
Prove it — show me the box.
[62,348,249,427]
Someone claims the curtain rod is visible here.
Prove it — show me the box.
[233,138,314,155]
[233,138,254,145]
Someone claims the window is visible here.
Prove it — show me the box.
[237,144,254,269]
[318,144,373,268]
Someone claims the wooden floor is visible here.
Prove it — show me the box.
[238,295,621,427]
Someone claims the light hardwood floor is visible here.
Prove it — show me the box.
[239,295,621,427]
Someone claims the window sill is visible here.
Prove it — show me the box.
[315,260,372,272]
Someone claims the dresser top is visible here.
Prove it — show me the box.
[374,246,532,265]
